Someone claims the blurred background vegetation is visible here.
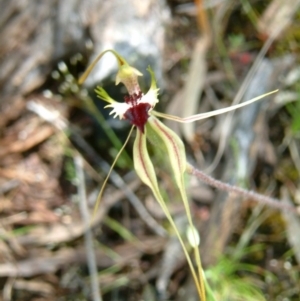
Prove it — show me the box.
[0,0,299,300]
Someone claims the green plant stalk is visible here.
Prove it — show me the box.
[204,273,217,301]
[178,178,206,298]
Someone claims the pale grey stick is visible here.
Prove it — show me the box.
[75,155,102,301]
[187,163,298,213]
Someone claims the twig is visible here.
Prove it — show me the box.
[3,278,14,301]
[187,163,298,213]
[74,155,102,301]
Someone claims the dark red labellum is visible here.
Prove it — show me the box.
[123,91,151,133]
[124,102,151,133]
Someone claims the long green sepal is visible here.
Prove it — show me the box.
[133,128,203,299]
[152,90,278,123]
[147,117,206,300]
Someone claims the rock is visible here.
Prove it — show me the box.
[81,0,170,90]
[0,0,169,99]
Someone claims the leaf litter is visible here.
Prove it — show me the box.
[0,0,299,300]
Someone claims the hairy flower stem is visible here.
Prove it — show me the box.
[186,163,298,213]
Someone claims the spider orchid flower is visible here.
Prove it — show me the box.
[79,49,277,209]
[79,50,277,300]
[79,50,190,225]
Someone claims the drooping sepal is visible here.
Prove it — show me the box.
[146,116,204,294]
[134,119,203,297]
[133,127,161,195]
[147,116,187,185]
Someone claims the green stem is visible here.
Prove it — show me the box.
[178,177,206,301]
